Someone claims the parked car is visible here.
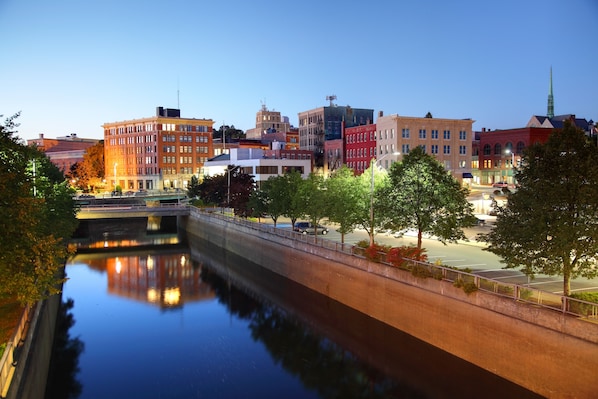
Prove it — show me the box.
[293,222,329,235]
[492,181,509,188]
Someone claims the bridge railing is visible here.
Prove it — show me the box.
[193,207,598,322]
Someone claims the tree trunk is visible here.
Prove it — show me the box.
[417,229,423,250]
[563,263,571,297]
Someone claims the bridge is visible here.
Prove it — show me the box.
[76,203,190,219]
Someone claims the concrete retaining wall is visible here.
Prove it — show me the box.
[6,294,59,399]
[183,211,598,399]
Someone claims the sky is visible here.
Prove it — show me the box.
[1,0,597,142]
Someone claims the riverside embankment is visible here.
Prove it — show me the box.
[182,208,598,399]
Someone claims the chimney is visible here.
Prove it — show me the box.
[39,133,44,139]
[378,110,384,117]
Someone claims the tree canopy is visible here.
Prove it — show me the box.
[481,121,598,296]
[67,141,104,192]
[381,147,476,249]
[0,113,78,304]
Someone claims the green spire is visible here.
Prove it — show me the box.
[547,67,554,118]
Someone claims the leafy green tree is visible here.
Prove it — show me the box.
[481,121,598,296]
[299,173,328,237]
[254,175,291,226]
[381,146,476,250]
[281,171,307,228]
[358,160,390,247]
[0,113,77,305]
[326,166,361,243]
[187,175,200,198]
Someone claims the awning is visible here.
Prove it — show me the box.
[462,172,473,178]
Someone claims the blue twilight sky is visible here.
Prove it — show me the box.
[1,0,597,142]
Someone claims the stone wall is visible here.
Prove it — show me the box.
[182,211,598,399]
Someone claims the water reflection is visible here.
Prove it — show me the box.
[44,299,84,399]
[53,241,543,398]
[73,248,214,310]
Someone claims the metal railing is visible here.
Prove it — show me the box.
[192,207,598,321]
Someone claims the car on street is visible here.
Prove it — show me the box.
[293,222,329,235]
[492,181,509,188]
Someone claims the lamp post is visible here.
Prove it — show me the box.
[505,149,515,185]
[114,162,118,190]
[369,152,399,247]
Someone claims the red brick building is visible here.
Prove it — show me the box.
[344,123,376,175]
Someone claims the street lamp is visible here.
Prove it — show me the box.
[505,149,515,185]
[369,152,400,246]
[114,162,118,190]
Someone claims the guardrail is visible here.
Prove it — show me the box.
[0,306,30,398]
[193,207,598,321]
[78,203,188,211]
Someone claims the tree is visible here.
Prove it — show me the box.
[228,169,255,217]
[254,175,291,226]
[281,171,306,228]
[66,141,104,192]
[358,160,390,247]
[481,121,598,296]
[299,173,328,238]
[213,124,245,143]
[187,175,201,198]
[0,113,78,305]
[381,146,476,250]
[326,166,361,243]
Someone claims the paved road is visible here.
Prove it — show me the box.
[271,218,598,295]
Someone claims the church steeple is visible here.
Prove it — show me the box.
[547,66,554,118]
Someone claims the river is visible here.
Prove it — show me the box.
[45,232,543,398]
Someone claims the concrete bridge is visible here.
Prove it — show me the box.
[76,203,190,219]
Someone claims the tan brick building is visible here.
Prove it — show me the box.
[375,113,474,183]
[103,107,213,191]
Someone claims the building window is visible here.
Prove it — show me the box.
[402,128,410,138]
[483,144,491,155]
[459,145,467,155]
[459,130,467,140]
[443,130,451,140]
[494,143,502,155]
[431,145,439,154]
[401,144,410,154]
[443,145,451,154]
[419,129,426,139]
[431,130,439,139]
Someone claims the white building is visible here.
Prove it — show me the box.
[203,148,312,187]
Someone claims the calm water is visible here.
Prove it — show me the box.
[46,239,543,399]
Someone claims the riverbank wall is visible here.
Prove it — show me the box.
[182,209,598,399]
[3,294,59,399]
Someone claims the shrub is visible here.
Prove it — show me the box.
[364,242,391,261]
[569,292,598,317]
[454,278,478,294]
[386,246,428,269]
[411,264,432,278]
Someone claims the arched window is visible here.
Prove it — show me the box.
[483,144,491,155]
[505,142,513,153]
[494,143,502,155]
[516,141,525,154]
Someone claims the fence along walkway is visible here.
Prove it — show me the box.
[196,208,598,321]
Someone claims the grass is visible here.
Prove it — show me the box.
[0,296,24,351]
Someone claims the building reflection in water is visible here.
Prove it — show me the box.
[77,250,215,309]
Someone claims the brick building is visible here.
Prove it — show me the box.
[28,133,99,172]
[103,107,213,191]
